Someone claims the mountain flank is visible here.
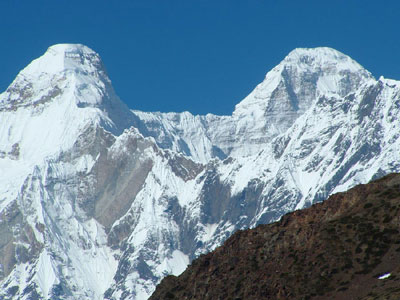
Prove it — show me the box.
[150,173,400,300]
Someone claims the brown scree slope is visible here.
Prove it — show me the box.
[150,173,400,300]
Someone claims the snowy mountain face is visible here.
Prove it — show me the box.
[0,44,400,300]
[133,47,372,161]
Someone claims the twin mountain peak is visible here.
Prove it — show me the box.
[1,44,400,300]
[1,43,375,122]
[0,43,385,162]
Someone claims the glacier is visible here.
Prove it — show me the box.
[0,44,399,299]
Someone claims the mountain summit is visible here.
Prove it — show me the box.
[0,45,400,300]
[0,44,136,163]
[20,44,105,78]
[231,47,373,155]
[234,47,373,118]
[1,44,109,108]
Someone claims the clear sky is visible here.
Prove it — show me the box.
[1,0,399,115]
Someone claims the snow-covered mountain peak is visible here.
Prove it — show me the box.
[0,43,136,134]
[277,47,374,96]
[235,47,372,111]
[20,43,105,79]
[283,47,364,71]
[0,43,113,111]
[132,47,380,162]
[232,47,373,142]
[0,44,138,173]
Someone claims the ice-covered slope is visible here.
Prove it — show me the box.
[1,45,400,300]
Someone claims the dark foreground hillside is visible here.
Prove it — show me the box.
[150,173,400,300]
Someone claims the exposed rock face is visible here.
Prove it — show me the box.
[0,44,400,299]
[150,173,400,300]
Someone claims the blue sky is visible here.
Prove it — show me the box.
[1,1,399,115]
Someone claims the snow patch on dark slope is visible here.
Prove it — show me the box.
[0,44,400,299]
